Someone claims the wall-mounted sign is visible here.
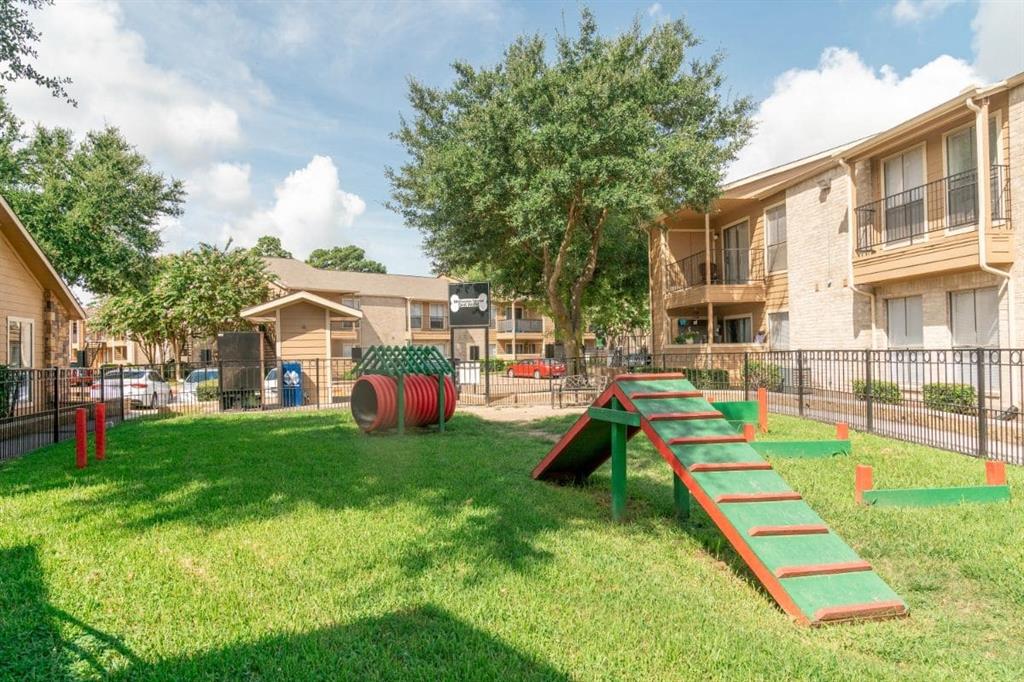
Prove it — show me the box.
[447,282,491,328]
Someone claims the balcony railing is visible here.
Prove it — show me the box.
[496,318,544,333]
[665,248,765,291]
[855,165,1010,253]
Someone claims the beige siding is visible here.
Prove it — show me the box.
[0,228,44,367]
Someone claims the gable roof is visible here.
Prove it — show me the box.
[239,290,364,321]
[263,258,455,300]
[0,194,85,319]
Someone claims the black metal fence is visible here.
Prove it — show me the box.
[5,348,1024,465]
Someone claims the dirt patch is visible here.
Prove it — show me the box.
[460,403,579,423]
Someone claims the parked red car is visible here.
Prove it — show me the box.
[505,359,566,379]
[68,368,94,387]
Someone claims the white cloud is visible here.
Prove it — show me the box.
[189,163,253,210]
[891,0,961,24]
[728,49,979,181]
[5,0,242,169]
[647,3,663,17]
[972,0,1024,81]
[224,156,366,259]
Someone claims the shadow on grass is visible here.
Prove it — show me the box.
[1,412,591,580]
[0,546,566,681]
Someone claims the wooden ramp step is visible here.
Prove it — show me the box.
[775,560,872,579]
[648,411,723,421]
[813,600,908,625]
[716,492,803,504]
[689,461,773,473]
[748,524,830,537]
[630,391,703,400]
[670,434,746,446]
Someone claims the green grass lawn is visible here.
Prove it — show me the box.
[2,409,1023,680]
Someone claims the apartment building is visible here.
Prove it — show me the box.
[492,300,599,360]
[650,73,1024,355]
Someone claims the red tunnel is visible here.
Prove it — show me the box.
[351,374,457,432]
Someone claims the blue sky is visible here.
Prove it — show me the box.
[7,0,1023,279]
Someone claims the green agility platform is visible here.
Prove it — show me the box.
[750,440,851,459]
[532,374,908,627]
[856,462,1011,507]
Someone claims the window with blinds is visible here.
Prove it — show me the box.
[950,287,998,347]
[768,312,790,350]
[765,204,787,273]
[886,296,923,348]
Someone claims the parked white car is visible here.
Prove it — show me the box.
[263,367,278,401]
[90,368,173,409]
[180,367,220,401]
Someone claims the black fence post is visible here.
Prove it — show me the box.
[797,350,805,417]
[118,366,125,423]
[743,352,750,401]
[976,348,987,458]
[51,369,59,444]
[864,350,874,433]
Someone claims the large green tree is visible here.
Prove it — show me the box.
[0,102,185,295]
[0,0,74,104]
[389,10,752,359]
[306,245,386,274]
[250,235,293,259]
[91,243,271,375]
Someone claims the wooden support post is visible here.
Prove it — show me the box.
[673,474,689,522]
[396,373,406,435]
[75,407,87,469]
[855,464,873,505]
[986,460,1006,485]
[437,372,445,433]
[836,422,849,440]
[743,422,756,442]
[609,396,627,523]
[95,403,106,461]
[757,387,768,433]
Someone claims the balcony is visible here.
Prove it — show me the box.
[853,165,1012,285]
[664,247,766,309]
[496,318,544,335]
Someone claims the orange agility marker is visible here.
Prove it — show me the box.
[757,387,768,433]
[95,403,107,461]
[985,460,1006,485]
[854,464,873,505]
[836,422,849,440]
[75,408,88,469]
[743,422,756,442]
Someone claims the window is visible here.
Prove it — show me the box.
[723,316,752,344]
[469,345,480,361]
[946,117,999,229]
[765,204,787,273]
[721,221,750,283]
[883,147,925,243]
[768,312,790,350]
[7,317,33,401]
[410,303,423,330]
[886,296,923,348]
[429,303,445,330]
[489,344,497,357]
[950,287,998,347]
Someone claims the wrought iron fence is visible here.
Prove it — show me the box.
[6,348,1024,465]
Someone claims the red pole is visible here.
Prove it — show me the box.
[985,460,1006,486]
[75,407,87,469]
[757,387,768,433]
[742,422,756,442]
[836,422,849,440]
[854,464,873,505]
[95,403,106,461]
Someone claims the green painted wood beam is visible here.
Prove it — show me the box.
[863,484,1010,507]
[749,440,851,459]
[587,406,641,427]
[711,400,758,425]
[673,474,689,522]
[609,397,627,523]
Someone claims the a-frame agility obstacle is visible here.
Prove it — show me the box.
[532,373,908,626]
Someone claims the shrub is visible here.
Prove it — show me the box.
[196,380,220,401]
[923,383,977,414]
[851,379,902,405]
[0,364,16,419]
[683,368,729,389]
[745,361,782,391]
[481,358,508,373]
